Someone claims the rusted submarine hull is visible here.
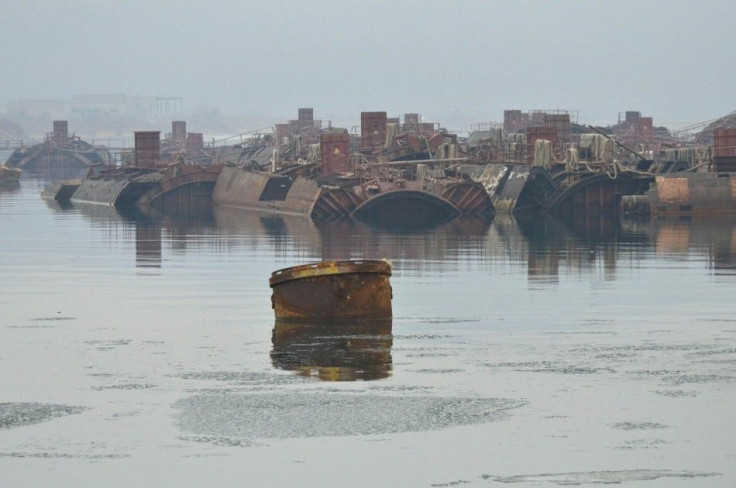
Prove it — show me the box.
[455,164,556,215]
[621,173,736,218]
[350,189,461,228]
[70,171,162,207]
[40,179,80,201]
[0,166,22,188]
[54,163,220,212]
[269,260,393,323]
[6,121,108,179]
[213,165,363,218]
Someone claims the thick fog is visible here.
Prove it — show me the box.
[1,0,734,130]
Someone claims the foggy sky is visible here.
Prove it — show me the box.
[1,0,734,131]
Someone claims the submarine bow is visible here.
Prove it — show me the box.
[350,189,461,228]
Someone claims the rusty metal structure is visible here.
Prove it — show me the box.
[612,111,655,150]
[454,164,556,215]
[37,106,736,223]
[0,165,21,188]
[545,172,652,218]
[360,112,388,151]
[351,189,461,228]
[544,113,572,144]
[210,108,491,226]
[437,181,495,215]
[269,260,393,323]
[320,131,351,176]
[40,179,79,200]
[5,121,110,178]
[53,120,68,142]
[346,155,494,227]
[274,107,324,147]
[134,131,161,169]
[62,126,223,214]
[171,121,186,147]
[137,162,223,212]
[634,173,736,217]
[713,128,736,172]
[212,165,362,219]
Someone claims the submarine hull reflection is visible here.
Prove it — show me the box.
[271,319,393,381]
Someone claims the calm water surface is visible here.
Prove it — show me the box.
[1,173,735,487]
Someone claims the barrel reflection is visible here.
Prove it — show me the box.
[271,319,393,381]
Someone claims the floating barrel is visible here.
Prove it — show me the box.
[269,260,393,323]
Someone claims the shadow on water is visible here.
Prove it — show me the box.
[271,319,393,381]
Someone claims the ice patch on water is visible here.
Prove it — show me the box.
[30,316,77,321]
[617,438,670,450]
[664,374,736,386]
[411,317,481,324]
[178,435,263,448]
[628,369,685,377]
[594,352,637,361]
[544,330,616,335]
[174,393,527,441]
[0,451,128,459]
[85,339,131,351]
[430,480,471,487]
[413,368,464,374]
[489,361,613,375]
[406,352,456,358]
[91,383,157,390]
[491,469,719,484]
[369,385,433,392]
[8,325,60,328]
[178,370,303,387]
[84,340,131,346]
[394,334,453,339]
[687,347,736,357]
[610,422,669,431]
[0,402,87,429]
[654,389,699,398]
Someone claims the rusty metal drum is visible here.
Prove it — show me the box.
[269,260,393,322]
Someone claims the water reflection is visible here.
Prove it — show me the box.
[514,215,624,282]
[37,191,736,280]
[135,220,162,268]
[622,216,736,273]
[270,319,393,381]
[0,184,21,199]
[42,196,75,211]
[212,205,492,265]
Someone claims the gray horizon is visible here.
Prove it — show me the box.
[1,0,734,132]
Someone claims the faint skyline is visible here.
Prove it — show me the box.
[1,0,734,132]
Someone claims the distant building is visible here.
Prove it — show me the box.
[7,94,183,119]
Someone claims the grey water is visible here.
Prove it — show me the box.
[1,172,735,486]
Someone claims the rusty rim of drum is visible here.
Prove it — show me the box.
[269,260,392,287]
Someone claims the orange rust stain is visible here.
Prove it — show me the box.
[656,177,690,204]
